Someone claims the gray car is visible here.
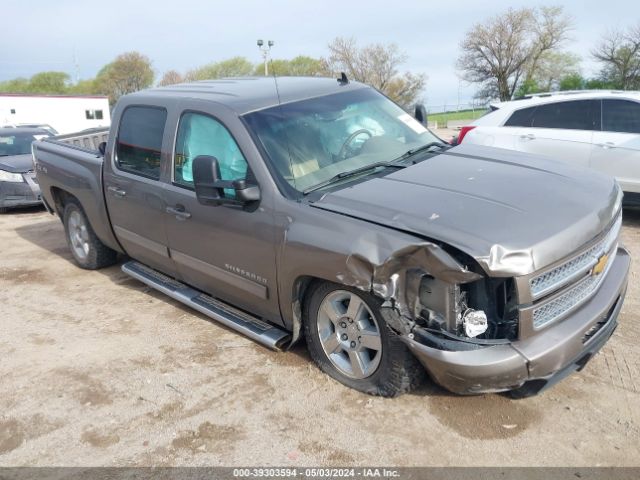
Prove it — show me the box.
[32,77,630,397]
[0,127,50,212]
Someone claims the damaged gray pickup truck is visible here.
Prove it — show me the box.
[32,77,630,397]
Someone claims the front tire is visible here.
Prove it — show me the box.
[303,282,424,397]
[62,199,117,269]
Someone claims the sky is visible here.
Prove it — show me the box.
[2,0,635,108]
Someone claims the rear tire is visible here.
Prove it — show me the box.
[303,282,425,397]
[62,199,117,269]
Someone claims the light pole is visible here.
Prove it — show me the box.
[257,39,274,76]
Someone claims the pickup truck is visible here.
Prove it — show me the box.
[33,76,630,397]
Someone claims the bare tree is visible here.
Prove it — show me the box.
[324,37,426,108]
[533,51,581,91]
[592,23,640,89]
[158,70,183,87]
[457,6,572,101]
[523,7,573,85]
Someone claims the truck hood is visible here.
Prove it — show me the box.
[0,154,33,174]
[311,144,622,276]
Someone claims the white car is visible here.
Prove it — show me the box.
[459,90,640,205]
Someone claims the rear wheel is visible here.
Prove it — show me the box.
[63,199,117,269]
[303,282,424,397]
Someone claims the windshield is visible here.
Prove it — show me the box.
[0,132,50,156]
[243,88,443,193]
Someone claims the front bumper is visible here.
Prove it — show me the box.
[403,246,630,395]
[0,174,42,209]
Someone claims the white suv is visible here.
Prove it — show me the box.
[459,91,640,205]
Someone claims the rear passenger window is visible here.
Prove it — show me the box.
[504,106,536,127]
[115,106,167,179]
[603,100,640,134]
[531,100,594,130]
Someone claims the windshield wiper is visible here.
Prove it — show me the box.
[392,141,448,163]
[303,160,407,195]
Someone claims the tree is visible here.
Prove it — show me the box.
[323,37,425,108]
[0,77,31,93]
[95,51,154,104]
[514,51,581,96]
[457,6,573,101]
[287,56,325,76]
[27,71,70,94]
[0,72,70,94]
[253,56,325,76]
[533,51,581,91]
[69,78,100,95]
[158,70,184,86]
[559,73,585,90]
[592,23,640,89]
[186,57,254,81]
[584,77,617,90]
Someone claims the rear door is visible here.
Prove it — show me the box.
[514,100,598,166]
[590,99,640,193]
[103,105,177,275]
[161,104,281,322]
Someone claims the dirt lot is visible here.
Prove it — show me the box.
[1,206,639,467]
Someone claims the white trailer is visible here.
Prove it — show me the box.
[0,94,110,135]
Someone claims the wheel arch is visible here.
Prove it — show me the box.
[288,274,332,346]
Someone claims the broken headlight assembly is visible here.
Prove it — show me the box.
[416,273,518,344]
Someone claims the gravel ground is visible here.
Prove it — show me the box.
[0,205,639,467]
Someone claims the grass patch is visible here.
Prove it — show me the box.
[428,108,487,126]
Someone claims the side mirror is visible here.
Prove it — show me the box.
[192,155,260,207]
[414,104,428,125]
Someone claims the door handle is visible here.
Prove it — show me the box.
[107,186,126,197]
[166,205,192,220]
[598,142,616,149]
[520,133,535,140]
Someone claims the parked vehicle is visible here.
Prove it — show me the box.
[0,127,53,212]
[33,77,629,397]
[1,93,110,135]
[3,123,59,135]
[458,90,640,206]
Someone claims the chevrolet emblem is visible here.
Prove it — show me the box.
[593,253,609,276]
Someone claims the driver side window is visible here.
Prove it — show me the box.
[174,112,249,195]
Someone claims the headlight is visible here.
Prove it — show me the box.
[462,308,488,338]
[0,170,24,183]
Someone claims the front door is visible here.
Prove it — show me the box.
[162,109,280,322]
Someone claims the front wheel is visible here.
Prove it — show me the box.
[63,199,117,269]
[303,282,425,397]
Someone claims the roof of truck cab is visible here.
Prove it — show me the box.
[129,76,369,115]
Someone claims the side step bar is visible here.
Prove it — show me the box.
[122,261,291,351]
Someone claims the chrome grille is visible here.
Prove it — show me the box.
[529,214,621,300]
[531,237,618,329]
[533,272,600,328]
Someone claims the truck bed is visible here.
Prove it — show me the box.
[32,133,122,253]
[53,127,109,151]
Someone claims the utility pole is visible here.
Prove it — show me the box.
[257,39,274,76]
[73,48,80,84]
